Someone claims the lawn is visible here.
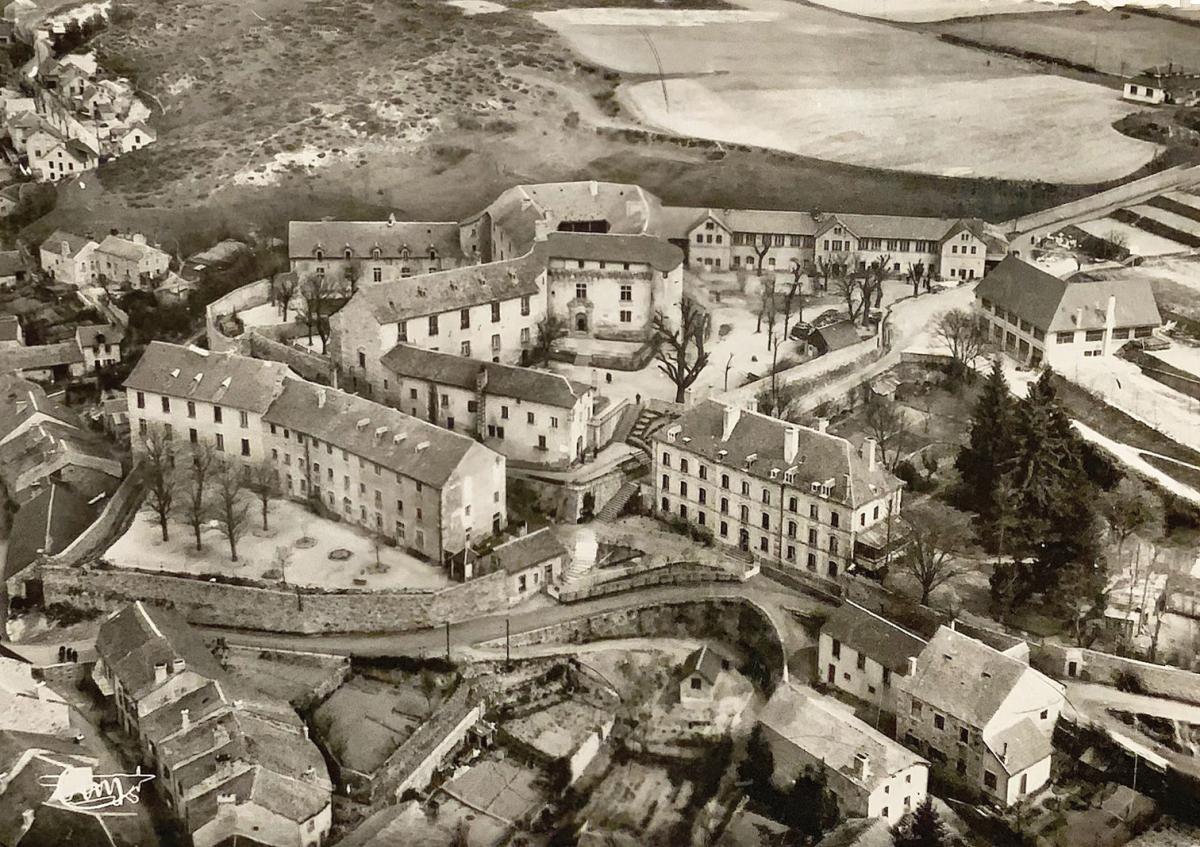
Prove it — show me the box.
[313,674,428,774]
[930,8,1200,78]
[106,498,453,591]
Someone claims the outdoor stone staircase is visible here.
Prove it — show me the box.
[562,530,599,582]
[625,407,666,455]
[596,481,638,523]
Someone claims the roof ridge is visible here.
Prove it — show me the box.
[844,601,927,644]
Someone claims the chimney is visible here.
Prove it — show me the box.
[318,388,326,409]
[1074,307,1083,327]
[784,426,800,464]
[22,809,34,830]
[1001,742,1009,764]
[214,724,230,746]
[387,212,396,227]
[533,216,552,241]
[153,662,167,684]
[853,752,870,782]
[132,233,147,245]
[817,418,829,434]
[722,405,741,441]
[61,240,70,256]
[303,766,315,779]
[863,437,878,471]
[171,658,185,674]
[948,619,957,632]
[591,369,599,392]
[302,725,309,739]
[356,418,369,431]
[589,179,599,197]
[907,656,917,676]
[180,708,190,731]
[36,681,49,700]
[1104,295,1117,354]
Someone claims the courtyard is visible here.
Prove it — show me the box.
[106,498,453,591]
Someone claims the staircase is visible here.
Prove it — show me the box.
[562,529,599,582]
[626,407,664,455]
[596,481,638,522]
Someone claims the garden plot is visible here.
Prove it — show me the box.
[313,674,433,775]
[222,650,346,708]
[1075,218,1188,256]
[1165,190,1200,214]
[504,698,613,759]
[1127,204,1200,239]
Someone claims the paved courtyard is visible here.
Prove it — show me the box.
[107,498,453,591]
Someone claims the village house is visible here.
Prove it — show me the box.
[288,217,467,286]
[8,112,47,154]
[759,683,929,826]
[0,655,71,736]
[807,320,863,358]
[26,130,98,182]
[679,644,739,707]
[93,602,333,847]
[460,526,567,597]
[895,626,1065,806]
[652,400,903,579]
[974,255,1162,369]
[379,343,597,467]
[0,340,86,382]
[1122,69,1200,107]
[39,230,100,285]
[94,233,171,289]
[0,250,25,288]
[75,323,123,371]
[3,482,99,604]
[819,601,927,715]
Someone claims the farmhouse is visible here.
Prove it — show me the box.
[819,601,927,714]
[974,255,1162,369]
[0,340,85,382]
[3,482,98,602]
[679,644,739,707]
[288,216,467,286]
[94,233,171,289]
[652,400,902,578]
[94,602,333,847]
[759,683,929,826]
[462,527,567,596]
[895,626,1065,806]
[39,229,99,285]
[1122,70,1200,107]
[379,343,596,467]
[75,323,123,371]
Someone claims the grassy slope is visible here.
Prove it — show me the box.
[21,0,1192,251]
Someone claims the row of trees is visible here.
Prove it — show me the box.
[270,271,341,353]
[141,425,278,562]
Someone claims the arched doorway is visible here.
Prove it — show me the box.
[738,529,750,552]
[575,313,588,332]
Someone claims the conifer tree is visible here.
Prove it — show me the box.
[955,359,1014,517]
[893,797,947,847]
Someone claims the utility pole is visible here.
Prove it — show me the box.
[505,618,511,666]
[444,621,451,661]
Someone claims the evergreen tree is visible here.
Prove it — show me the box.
[893,797,947,847]
[785,767,839,841]
[954,359,1014,517]
[739,725,776,792]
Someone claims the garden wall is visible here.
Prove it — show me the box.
[205,277,272,351]
[1032,643,1200,705]
[40,565,511,634]
[241,331,335,385]
[50,465,146,568]
[382,685,482,803]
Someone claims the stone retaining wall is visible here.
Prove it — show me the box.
[1032,643,1200,705]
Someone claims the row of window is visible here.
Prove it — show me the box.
[569,283,634,302]
[136,392,251,428]
[312,246,438,261]
[137,419,252,457]
[828,638,894,685]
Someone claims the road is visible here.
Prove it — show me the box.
[1065,681,1200,778]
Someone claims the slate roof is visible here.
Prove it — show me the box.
[822,601,926,675]
[75,323,123,349]
[95,602,226,701]
[357,252,543,324]
[723,208,821,236]
[817,213,959,242]
[124,341,294,414]
[38,230,93,258]
[3,483,96,584]
[477,528,567,577]
[380,344,591,409]
[543,231,683,272]
[0,249,23,276]
[759,684,926,793]
[0,341,83,372]
[288,219,464,261]
[988,716,1052,775]
[0,314,19,342]
[812,320,862,353]
[681,644,732,684]
[904,627,1060,730]
[263,380,482,488]
[94,234,165,263]
[655,400,901,508]
[976,255,1161,334]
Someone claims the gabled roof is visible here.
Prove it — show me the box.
[95,602,226,701]
[816,213,958,242]
[94,234,166,262]
[976,255,1161,333]
[356,252,543,324]
[654,400,901,508]
[812,320,862,353]
[903,627,1060,730]
[124,341,294,414]
[723,208,821,236]
[987,717,1052,775]
[759,684,926,793]
[287,219,464,261]
[822,601,926,675]
[0,341,84,373]
[543,231,683,272]
[4,483,96,584]
[75,323,124,349]
[39,229,94,258]
[681,644,732,684]
[262,380,485,489]
[477,528,567,577]
[380,343,591,409]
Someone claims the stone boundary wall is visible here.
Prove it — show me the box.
[241,331,335,385]
[41,565,511,634]
[1032,643,1200,705]
[554,561,743,603]
[49,464,146,567]
[723,332,881,408]
[382,685,480,802]
[205,277,273,351]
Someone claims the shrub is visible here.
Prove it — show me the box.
[1114,668,1145,695]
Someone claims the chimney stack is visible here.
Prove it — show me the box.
[589,179,599,197]
[854,752,870,782]
[722,405,741,441]
[172,658,185,674]
[318,388,326,409]
[180,709,190,731]
[1074,307,1083,328]
[61,240,70,257]
[387,212,396,227]
[863,437,878,471]
[1001,742,1009,763]
[784,426,800,464]
[1104,295,1117,354]
[817,418,829,434]
[153,662,167,685]
[907,656,918,676]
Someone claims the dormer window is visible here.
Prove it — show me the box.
[372,247,382,260]
[344,248,353,260]
[314,249,324,261]
[428,247,437,261]
[400,246,410,259]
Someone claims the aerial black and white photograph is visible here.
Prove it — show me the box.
[1,0,1200,843]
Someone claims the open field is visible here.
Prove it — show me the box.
[543,0,1157,182]
[807,0,1059,23]
[931,9,1200,77]
[1075,217,1190,255]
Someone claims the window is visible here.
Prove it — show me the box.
[720,474,729,490]
[761,489,771,505]
[831,639,841,658]
[620,310,632,323]
[429,315,439,336]
[491,301,501,322]
[527,411,535,425]
[520,295,531,316]
[1085,329,1104,342]
[550,417,559,428]
[719,520,728,537]
[520,327,530,344]
[680,481,688,497]
[984,771,997,790]
[575,283,588,300]
[831,511,840,528]
[760,537,769,552]
[698,489,707,505]
[740,481,750,496]
[136,391,145,409]
[186,401,196,419]
[761,513,770,530]
[441,394,449,408]
[398,321,407,342]
[829,537,839,554]
[787,520,797,538]
[699,466,708,481]
[739,505,749,522]
[959,727,969,744]
[189,428,198,444]
[808,528,818,545]
[662,452,671,468]
[620,284,632,302]
[807,552,816,570]
[373,267,382,283]
[241,439,250,457]
[215,434,225,452]
[1056,331,1074,344]
[934,714,945,731]
[460,307,471,329]
[856,653,866,671]
[461,341,471,357]
[690,677,702,691]
[882,668,891,687]
[810,503,819,519]
[911,701,923,717]
[161,397,170,414]
[491,334,501,352]
[720,497,729,515]
[1040,709,1048,720]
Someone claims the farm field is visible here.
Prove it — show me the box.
[541,0,1157,182]
[930,8,1200,77]
[808,0,1058,22]
[1075,217,1188,255]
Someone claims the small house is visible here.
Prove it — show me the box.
[679,644,738,707]
[808,320,862,357]
[466,527,567,600]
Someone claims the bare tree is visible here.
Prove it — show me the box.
[931,308,988,381]
[141,423,177,542]
[246,462,281,532]
[652,298,710,404]
[862,253,892,324]
[1102,477,1161,565]
[181,442,217,551]
[861,389,907,469]
[757,273,778,348]
[531,314,565,366]
[897,502,972,606]
[812,257,838,293]
[752,233,772,274]
[832,269,867,324]
[273,272,300,323]
[210,460,252,562]
[300,272,337,353]
[272,545,292,585]
[782,259,806,341]
[344,258,363,296]
[419,667,440,717]
[906,262,932,297]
